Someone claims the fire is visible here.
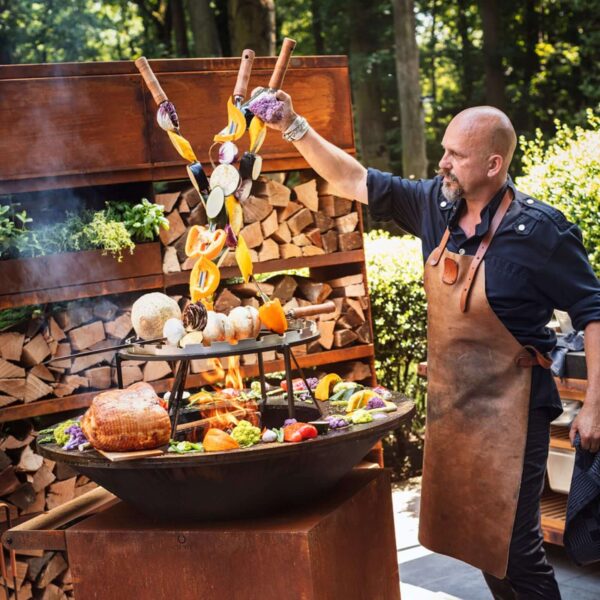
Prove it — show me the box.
[202,358,225,384]
[178,356,258,435]
[225,356,244,390]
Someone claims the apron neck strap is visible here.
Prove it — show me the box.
[460,188,514,312]
[429,228,452,266]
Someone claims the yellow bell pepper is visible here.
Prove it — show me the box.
[190,256,220,301]
[167,130,197,163]
[235,235,253,284]
[185,226,226,260]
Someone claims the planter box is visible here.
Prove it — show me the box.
[0,242,162,305]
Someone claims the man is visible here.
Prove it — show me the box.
[264,94,600,598]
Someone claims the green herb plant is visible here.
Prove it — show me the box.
[0,204,32,258]
[106,198,169,242]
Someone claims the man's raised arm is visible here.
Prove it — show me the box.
[266,90,368,205]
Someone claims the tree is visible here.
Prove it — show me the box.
[348,0,391,172]
[478,0,506,109]
[187,0,222,57]
[227,0,275,56]
[393,0,428,178]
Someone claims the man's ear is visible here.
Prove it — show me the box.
[487,154,503,177]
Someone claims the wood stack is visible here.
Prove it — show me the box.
[0,297,175,408]
[207,271,372,365]
[158,176,362,274]
[0,422,92,598]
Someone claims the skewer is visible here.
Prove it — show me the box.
[43,336,166,365]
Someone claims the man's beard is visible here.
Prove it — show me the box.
[438,168,464,202]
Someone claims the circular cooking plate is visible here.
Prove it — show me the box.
[37,396,415,520]
[39,396,413,469]
[118,323,320,362]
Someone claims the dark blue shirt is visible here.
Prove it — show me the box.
[367,169,600,417]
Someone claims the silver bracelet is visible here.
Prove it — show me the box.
[283,115,310,142]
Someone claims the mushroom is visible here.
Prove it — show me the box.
[202,311,226,345]
[228,306,261,341]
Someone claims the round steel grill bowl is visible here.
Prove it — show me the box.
[38,397,414,521]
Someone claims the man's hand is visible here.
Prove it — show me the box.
[570,394,600,453]
[249,88,296,132]
[571,322,600,453]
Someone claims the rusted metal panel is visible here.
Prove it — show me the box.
[0,57,355,193]
[65,470,400,600]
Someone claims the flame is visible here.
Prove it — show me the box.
[179,356,256,435]
[225,356,244,390]
[202,358,226,384]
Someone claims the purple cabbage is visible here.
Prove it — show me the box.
[366,396,386,410]
[248,93,284,123]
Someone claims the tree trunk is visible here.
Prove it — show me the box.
[520,0,539,130]
[392,0,428,178]
[227,0,275,57]
[187,0,222,56]
[311,0,325,55]
[479,0,506,109]
[456,0,474,105]
[349,0,390,173]
[171,0,189,57]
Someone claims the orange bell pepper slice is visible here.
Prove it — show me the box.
[190,256,220,301]
[258,298,288,334]
[185,226,226,260]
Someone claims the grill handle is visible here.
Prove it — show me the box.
[286,301,335,319]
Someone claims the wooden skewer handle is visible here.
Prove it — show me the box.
[135,56,168,106]
[287,301,335,319]
[268,38,296,90]
[234,49,256,100]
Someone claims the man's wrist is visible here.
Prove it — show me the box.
[283,114,310,142]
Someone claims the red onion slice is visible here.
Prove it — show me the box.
[218,141,239,165]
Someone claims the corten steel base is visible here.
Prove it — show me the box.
[65,469,401,600]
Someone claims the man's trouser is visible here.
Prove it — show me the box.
[482,407,562,599]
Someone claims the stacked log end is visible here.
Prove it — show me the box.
[0,423,86,598]
[158,175,362,275]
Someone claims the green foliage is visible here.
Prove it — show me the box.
[0,305,42,332]
[516,109,600,274]
[365,231,428,426]
[106,198,169,243]
[0,204,32,259]
[0,0,147,63]
[81,212,135,261]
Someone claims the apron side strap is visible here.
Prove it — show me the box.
[516,345,553,369]
[429,227,452,266]
[460,189,514,313]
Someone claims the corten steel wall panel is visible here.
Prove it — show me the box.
[0,57,355,194]
[0,75,148,182]
[65,470,400,600]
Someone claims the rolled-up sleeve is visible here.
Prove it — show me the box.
[533,224,600,330]
[366,168,427,237]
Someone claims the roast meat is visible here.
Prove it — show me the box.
[81,382,171,452]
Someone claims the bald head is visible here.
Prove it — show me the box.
[449,106,517,171]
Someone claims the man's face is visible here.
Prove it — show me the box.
[438,118,490,202]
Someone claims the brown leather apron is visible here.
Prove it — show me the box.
[418,191,551,578]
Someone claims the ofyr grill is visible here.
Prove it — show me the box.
[38,306,415,520]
